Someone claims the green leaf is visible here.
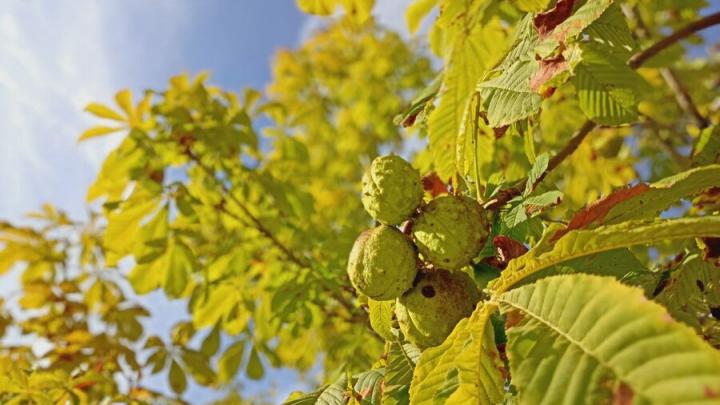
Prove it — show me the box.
[181,349,215,386]
[387,343,420,384]
[246,346,264,380]
[168,360,187,395]
[495,216,720,293]
[499,274,720,404]
[163,239,194,298]
[515,248,655,292]
[192,282,244,331]
[409,303,504,405]
[383,341,420,405]
[573,43,640,125]
[524,152,548,196]
[217,340,245,383]
[200,323,221,357]
[368,299,395,342]
[522,190,563,210]
[283,376,349,405]
[429,19,506,180]
[354,369,384,404]
[692,125,720,166]
[584,3,636,55]
[145,349,167,374]
[656,253,720,331]
[604,164,720,225]
[478,59,543,128]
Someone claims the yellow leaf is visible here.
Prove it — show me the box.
[77,126,122,142]
[104,188,161,266]
[84,102,125,121]
[406,0,436,34]
[115,89,137,126]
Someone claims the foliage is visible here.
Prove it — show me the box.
[1,0,720,403]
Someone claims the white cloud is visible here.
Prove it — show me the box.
[0,1,191,220]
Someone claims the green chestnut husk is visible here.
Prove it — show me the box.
[361,154,423,225]
[395,269,480,349]
[347,225,417,301]
[412,195,489,269]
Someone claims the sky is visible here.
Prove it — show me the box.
[0,1,413,402]
[0,0,718,403]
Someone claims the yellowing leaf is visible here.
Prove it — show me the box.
[77,126,122,142]
[495,216,720,293]
[86,137,145,202]
[368,298,394,342]
[104,188,161,266]
[246,346,264,380]
[217,340,245,383]
[406,0,436,34]
[499,275,720,404]
[84,102,125,121]
[163,240,194,298]
[168,360,187,394]
[410,303,503,405]
[115,89,137,125]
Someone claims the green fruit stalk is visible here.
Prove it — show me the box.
[347,225,417,301]
[395,269,480,349]
[412,195,488,269]
[361,155,423,225]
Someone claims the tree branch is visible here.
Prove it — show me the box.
[185,148,310,268]
[183,147,359,315]
[487,11,720,210]
[628,11,720,69]
[624,5,710,130]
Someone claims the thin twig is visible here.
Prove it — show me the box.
[658,64,710,129]
[185,148,310,268]
[184,147,359,314]
[628,11,720,69]
[488,12,720,210]
[624,5,710,130]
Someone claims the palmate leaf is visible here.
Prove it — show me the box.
[494,216,720,293]
[499,274,720,404]
[409,303,504,405]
